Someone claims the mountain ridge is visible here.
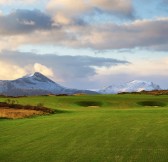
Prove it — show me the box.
[0,73,162,96]
[0,72,97,96]
[99,80,161,94]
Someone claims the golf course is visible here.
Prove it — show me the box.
[0,94,168,162]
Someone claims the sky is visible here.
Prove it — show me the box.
[0,0,168,89]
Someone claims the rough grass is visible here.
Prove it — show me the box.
[0,108,44,119]
[0,94,168,162]
[0,101,55,119]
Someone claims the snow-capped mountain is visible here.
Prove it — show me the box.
[0,72,97,96]
[99,80,161,94]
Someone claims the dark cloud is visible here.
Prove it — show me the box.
[0,50,129,80]
[0,9,54,35]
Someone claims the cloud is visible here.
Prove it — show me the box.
[36,17,168,51]
[64,17,168,50]
[0,9,54,35]
[47,0,133,25]
[0,62,54,82]
[95,58,168,76]
[0,0,37,5]
[93,57,168,89]
[33,63,54,77]
[0,51,128,84]
[0,51,167,89]
[0,8,167,52]
[91,0,133,17]
[1,15,168,51]
[0,61,27,80]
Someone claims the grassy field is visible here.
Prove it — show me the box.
[0,94,168,162]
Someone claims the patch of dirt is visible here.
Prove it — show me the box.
[0,108,44,119]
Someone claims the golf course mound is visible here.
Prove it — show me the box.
[76,101,103,107]
[138,101,167,107]
[0,101,55,119]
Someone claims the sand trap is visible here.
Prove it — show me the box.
[88,106,100,108]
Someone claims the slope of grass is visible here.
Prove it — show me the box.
[0,94,168,162]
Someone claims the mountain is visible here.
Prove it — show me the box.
[0,72,97,96]
[99,80,161,94]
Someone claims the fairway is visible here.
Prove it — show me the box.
[0,94,168,162]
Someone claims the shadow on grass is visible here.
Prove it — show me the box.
[75,101,103,107]
[0,117,10,120]
[137,101,167,107]
[53,109,70,114]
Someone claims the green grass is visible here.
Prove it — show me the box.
[0,94,168,162]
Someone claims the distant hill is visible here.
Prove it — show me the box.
[118,90,168,95]
[0,72,97,96]
[99,80,161,94]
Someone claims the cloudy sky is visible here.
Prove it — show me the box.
[0,0,167,89]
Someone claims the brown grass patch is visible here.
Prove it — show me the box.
[0,108,44,119]
[73,93,86,96]
[119,90,168,95]
[0,101,55,119]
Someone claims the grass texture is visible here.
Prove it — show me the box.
[0,94,168,162]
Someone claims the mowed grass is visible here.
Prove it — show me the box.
[0,94,168,162]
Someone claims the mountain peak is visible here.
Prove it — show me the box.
[99,80,161,94]
[21,72,55,84]
[0,72,97,96]
[22,72,45,78]
[129,80,147,83]
[33,72,45,77]
[31,72,55,83]
[128,80,152,84]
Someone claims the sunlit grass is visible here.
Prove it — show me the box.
[0,94,168,162]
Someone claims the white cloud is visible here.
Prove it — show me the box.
[33,63,54,77]
[0,61,27,80]
[95,59,168,76]
[0,8,167,52]
[0,50,127,83]
[0,16,168,51]
[0,61,54,81]
[0,0,37,5]
[47,0,133,15]
[92,57,168,88]
[0,51,167,89]
[0,10,3,16]
[47,0,133,25]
